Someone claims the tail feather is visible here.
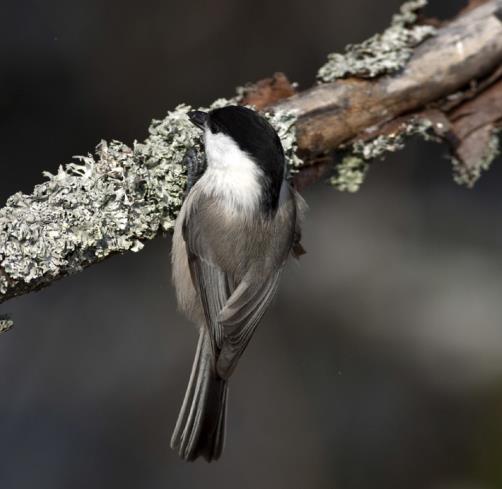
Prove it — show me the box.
[171,330,228,462]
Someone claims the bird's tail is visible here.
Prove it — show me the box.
[171,329,228,462]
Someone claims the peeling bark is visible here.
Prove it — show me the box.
[1,0,501,305]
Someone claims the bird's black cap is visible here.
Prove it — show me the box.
[206,105,286,212]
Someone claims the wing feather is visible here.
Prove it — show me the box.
[216,271,282,379]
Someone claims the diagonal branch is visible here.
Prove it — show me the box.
[1,0,501,305]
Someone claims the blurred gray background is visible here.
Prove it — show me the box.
[1,1,502,488]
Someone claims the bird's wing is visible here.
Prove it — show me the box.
[182,205,284,379]
[215,270,282,379]
[183,215,229,353]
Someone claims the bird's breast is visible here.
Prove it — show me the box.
[199,165,262,217]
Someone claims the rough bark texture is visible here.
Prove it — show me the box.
[0,0,501,306]
[274,0,502,155]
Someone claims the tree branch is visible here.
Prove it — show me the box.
[1,0,501,305]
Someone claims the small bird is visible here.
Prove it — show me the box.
[170,105,305,462]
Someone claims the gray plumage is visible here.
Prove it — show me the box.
[170,107,305,462]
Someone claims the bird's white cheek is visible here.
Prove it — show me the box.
[203,130,263,214]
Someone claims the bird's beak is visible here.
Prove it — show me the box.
[188,110,208,130]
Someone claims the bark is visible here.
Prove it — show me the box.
[1,0,501,305]
[277,0,502,155]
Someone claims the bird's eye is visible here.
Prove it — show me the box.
[208,119,221,134]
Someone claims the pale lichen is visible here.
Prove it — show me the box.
[0,99,301,299]
[0,104,198,296]
[264,109,303,171]
[452,129,501,187]
[330,116,435,191]
[0,315,13,334]
[0,274,8,296]
[329,156,369,192]
[354,117,435,159]
[317,0,435,82]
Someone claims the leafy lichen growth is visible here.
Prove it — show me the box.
[329,156,369,192]
[330,116,435,191]
[0,99,300,298]
[0,104,200,295]
[317,0,435,82]
[264,109,303,171]
[0,315,13,334]
[452,129,501,188]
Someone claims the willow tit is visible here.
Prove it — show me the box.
[170,105,306,462]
